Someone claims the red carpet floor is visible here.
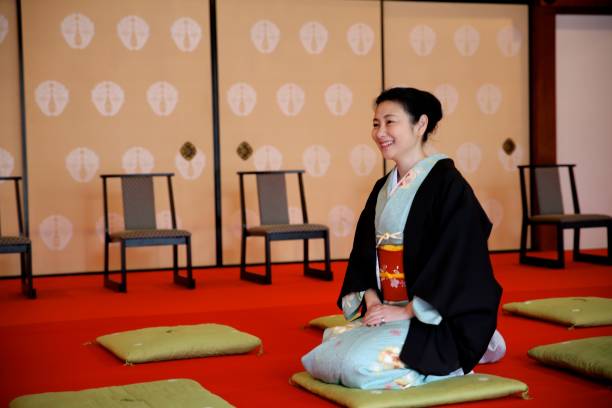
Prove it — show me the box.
[1,252,611,407]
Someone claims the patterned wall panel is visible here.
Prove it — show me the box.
[218,0,383,264]
[21,0,215,275]
[0,0,22,276]
[384,1,529,250]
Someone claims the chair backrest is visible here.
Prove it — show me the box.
[101,173,177,234]
[0,176,25,237]
[518,164,580,218]
[238,170,308,228]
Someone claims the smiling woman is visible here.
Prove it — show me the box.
[301,87,506,390]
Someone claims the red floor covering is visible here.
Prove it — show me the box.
[0,252,611,407]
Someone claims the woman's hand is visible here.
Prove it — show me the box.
[363,302,414,327]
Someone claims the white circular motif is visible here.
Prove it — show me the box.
[65,147,99,182]
[91,81,124,116]
[253,145,283,171]
[497,144,524,171]
[96,213,124,243]
[481,198,504,231]
[227,82,257,116]
[350,144,377,176]
[476,84,502,115]
[0,148,15,179]
[434,84,459,115]
[35,81,69,116]
[147,81,179,116]
[122,147,155,173]
[303,145,331,177]
[324,84,352,116]
[117,15,149,50]
[454,25,480,57]
[175,149,206,180]
[300,21,328,54]
[61,13,95,49]
[39,215,73,251]
[347,23,374,56]
[276,83,305,116]
[456,143,482,174]
[251,20,280,54]
[156,210,182,229]
[497,25,522,57]
[0,15,8,44]
[328,205,355,238]
[171,17,202,52]
[410,25,436,56]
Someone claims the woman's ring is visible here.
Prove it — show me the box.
[381,317,385,324]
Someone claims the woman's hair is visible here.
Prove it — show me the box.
[375,87,443,142]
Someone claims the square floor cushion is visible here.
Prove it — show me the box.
[290,372,528,408]
[502,297,612,328]
[10,379,234,408]
[528,336,612,382]
[97,323,262,364]
[308,314,350,329]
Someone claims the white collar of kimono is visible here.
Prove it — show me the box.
[375,153,447,246]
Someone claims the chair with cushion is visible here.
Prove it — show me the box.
[518,164,611,268]
[237,170,332,284]
[0,176,35,299]
[101,173,195,292]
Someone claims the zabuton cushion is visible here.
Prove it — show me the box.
[97,323,262,364]
[290,371,528,408]
[502,297,612,327]
[10,379,234,408]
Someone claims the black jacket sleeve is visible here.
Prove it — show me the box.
[337,176,387,309]
[400,161,502,375]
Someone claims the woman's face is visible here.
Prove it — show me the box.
[371,101,423,162]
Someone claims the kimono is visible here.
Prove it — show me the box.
[302,155,502,389]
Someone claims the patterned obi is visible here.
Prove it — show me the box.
[377,244,408,302]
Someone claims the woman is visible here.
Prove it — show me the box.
[302,87,505,390]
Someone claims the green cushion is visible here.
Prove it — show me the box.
[502,297,612,327]
[290,372,528,408]
[308,314,350,329]
[10,379,234,408]
[97,323,262,364]
[528,336,612,382]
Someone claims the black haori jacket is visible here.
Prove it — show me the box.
[338,158,502,376]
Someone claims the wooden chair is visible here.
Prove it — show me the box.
[101,173,195,292]
[237,170,332,284]
[518,164,611,268]
[0,176,35,298]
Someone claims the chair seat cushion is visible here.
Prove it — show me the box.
[291,371,528,408]
[530,214,610,224]
[528,336,612,382]
[308,314,350,330]
[110,229,191,241]
[0,236,31,246]
[502,297,612,327]
[97,323,262,364]
[9,379,234,408]
[248,223,328,235]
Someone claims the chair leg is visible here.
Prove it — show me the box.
[173,238,196,289]
[556,225,565,268]
[264,236,272,284]
[573,224,612,266]
[104,241,127,292]
[519,223,565,268]
[303,239,309,272]
[172,244,178,279]
[572,227,580,260]
[240,233,247,280]
[20,247,36,299]
[303,232,333,281]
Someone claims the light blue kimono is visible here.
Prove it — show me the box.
[302,154,465,390]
